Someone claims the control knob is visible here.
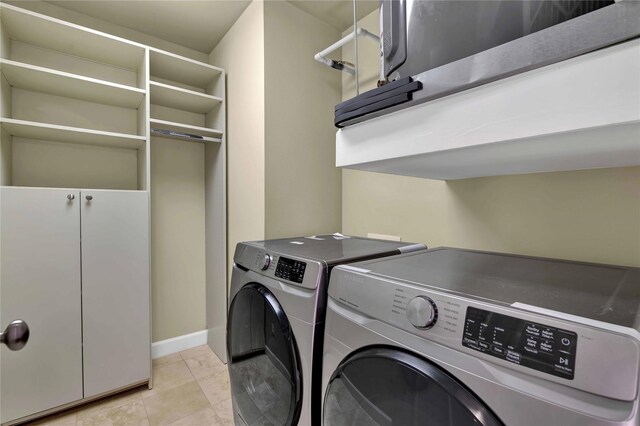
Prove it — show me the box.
[406,296,438,329]
[259,254,272,271]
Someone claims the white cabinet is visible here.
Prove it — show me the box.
[0,187,83,423]
[0,187,150,424]
[81,190,150,398]
[0,4,227,421]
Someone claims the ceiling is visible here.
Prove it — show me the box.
[49,1,252,53]
[47,0,379,54]
[289,1,379,31]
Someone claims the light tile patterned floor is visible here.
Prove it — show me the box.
[27,345,232,426]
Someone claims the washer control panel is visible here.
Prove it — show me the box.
[275,256,307,284]
[462,307,577,379]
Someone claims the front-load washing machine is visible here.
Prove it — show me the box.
[322,247,640,425]
[227,235,426,426]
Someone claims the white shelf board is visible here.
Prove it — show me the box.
[0,118,146,149]
[149,48,222,88]
[0,3,145,70]
[150,81,221,114]
[150,118,222,139]
[337,39,640,180]
[0,60,145,109]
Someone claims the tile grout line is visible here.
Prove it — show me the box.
[139,387,151,425]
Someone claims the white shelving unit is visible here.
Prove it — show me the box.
[150,81,222,114]
[0,3,144,71]
[0,4,226,424]
[1,3,148,190]
[1,59,145,108]
[149,47,223,89]
[148,48,224,145]
[336,38,640,180]
[0,118,147,149]
[150,118,223,140]
[147,47,227,364]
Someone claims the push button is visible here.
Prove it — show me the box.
[492,346,506,356]
[525,324,541,337]
[539,340,554,354]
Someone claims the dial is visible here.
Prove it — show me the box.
[259,253,271,271]
[406,296,438,329]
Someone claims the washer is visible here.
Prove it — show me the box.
[322,247,640,425]
[227,235,426,426]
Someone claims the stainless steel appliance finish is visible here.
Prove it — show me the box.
[322,248,640,425]
[340,0,640,127]
[227,235,426,426]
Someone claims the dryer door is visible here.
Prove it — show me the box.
[227,283,302,426]
[323,347,503,426]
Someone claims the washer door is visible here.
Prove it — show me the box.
[227,283,302,426]
[323,347,503,426]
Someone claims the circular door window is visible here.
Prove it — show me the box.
[324,347,503,426]
[227,283,302,426]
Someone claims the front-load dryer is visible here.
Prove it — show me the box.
[227,235,426,426]
[322,247,640,425]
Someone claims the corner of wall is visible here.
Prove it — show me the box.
[263,1,342,239]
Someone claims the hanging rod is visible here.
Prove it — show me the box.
[314,27,379,76]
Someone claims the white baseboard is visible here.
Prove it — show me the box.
[151,329,208,359]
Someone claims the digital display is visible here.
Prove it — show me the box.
[462,307,577,379]
[275,257,306,284]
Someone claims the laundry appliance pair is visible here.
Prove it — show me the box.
[229,238,640,426]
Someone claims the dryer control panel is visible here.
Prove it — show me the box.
[275,257,307,284]
[462,307,577,379]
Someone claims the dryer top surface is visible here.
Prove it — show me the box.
[242,235,423,267]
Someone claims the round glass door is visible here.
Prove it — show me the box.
[324,347,503,426]
[227,283,302,426]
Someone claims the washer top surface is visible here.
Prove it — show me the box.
[244,234,423,267]
[349,247,640,328]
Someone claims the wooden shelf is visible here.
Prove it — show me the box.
[149,48,222,88]
[0,3,145,70]
[150,81,221,114]
[337,39,640,180]
[0,60,145,109]
[149,118,222,139]
[1,118,146,149]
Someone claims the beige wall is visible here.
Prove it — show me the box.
[264,1,342,239]
[150,139,206,341]
[6,1,211,341]
[342,9,640,267]
[210,0,266,280]
[211,0,343,278]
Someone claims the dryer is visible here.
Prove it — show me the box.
[322,247,640,425]
[227,235,426,426]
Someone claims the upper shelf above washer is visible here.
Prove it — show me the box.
[336,39,640,180]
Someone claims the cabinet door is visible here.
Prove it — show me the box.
[81,190,150,397]
[0,187,83,423]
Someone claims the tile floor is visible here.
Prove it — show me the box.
[28,345,232,426]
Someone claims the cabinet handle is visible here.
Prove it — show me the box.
[85,195,93,201]
[67,194,75,201]
[0,320,30,351]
